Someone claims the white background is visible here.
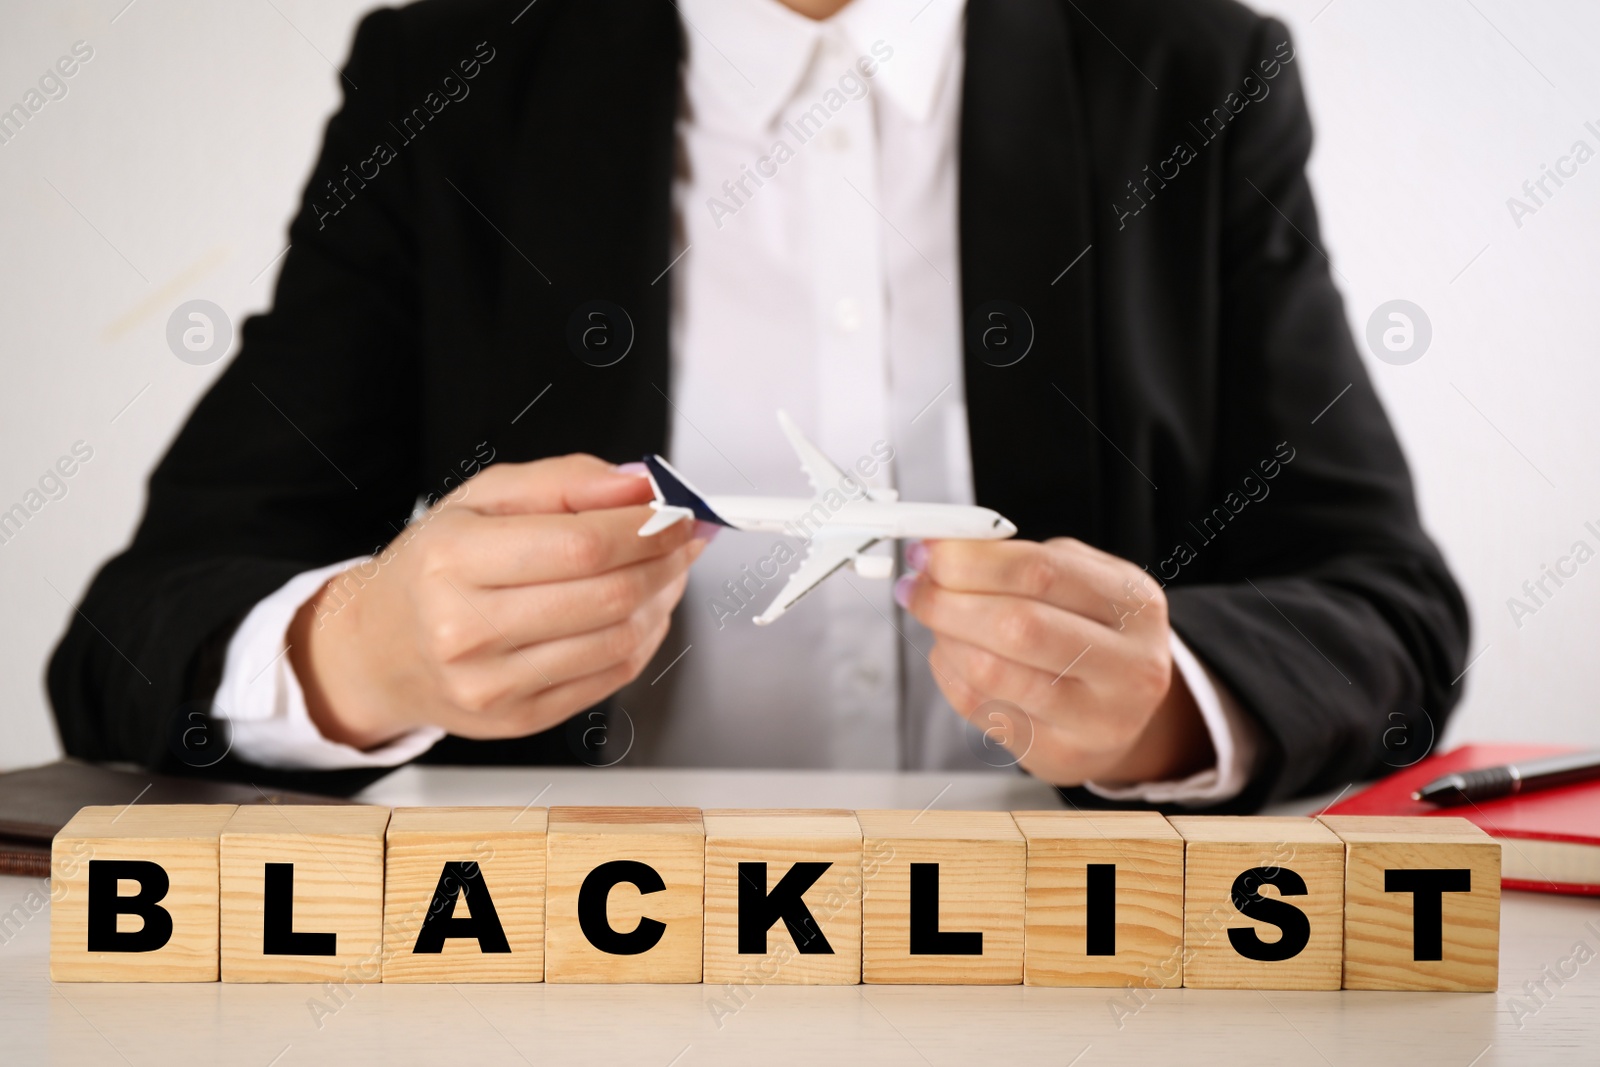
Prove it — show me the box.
[1,0,1596,771]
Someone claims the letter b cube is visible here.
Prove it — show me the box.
[50,805,237,982]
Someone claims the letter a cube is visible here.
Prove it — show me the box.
[382,806,548,982]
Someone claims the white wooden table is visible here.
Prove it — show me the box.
[2,767,1595,1065]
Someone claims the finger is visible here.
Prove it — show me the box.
[931,635,1056,710]
[903,578,1110,677]
[926,641,990,717]
[453,454,656,516]
[928,640,1077,772]
[506,562,687,687]
[442,590,675,706]
[923,539,1159,626]
[932,636,1132,754]
[465,543,694,648]
[439,655,649,741]
[935,635,1073,711]
[928,651,1049,761]
[506,606,670,691]
[452,603,673,740]
[446,505,696,586]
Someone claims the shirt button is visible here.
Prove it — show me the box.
[820,126,851,152]
[853,661,883,689]
[834,298,862,333]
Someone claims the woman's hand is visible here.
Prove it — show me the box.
[288,456,707,749]
[897,537,1214,786]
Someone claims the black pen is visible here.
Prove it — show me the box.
[1413,749,1600,806]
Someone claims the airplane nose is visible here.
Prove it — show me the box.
[988,513,1017,537]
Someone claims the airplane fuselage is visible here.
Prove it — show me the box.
[704,495,1016,541]
[635,416,1019,623]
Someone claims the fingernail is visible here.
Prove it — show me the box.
[905,539,929,571]
[692,520,720,542]
[894,573,917,610]
[614,461,650,476]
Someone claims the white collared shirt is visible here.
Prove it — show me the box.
[218,0,1257,802]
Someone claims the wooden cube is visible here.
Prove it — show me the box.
[1168,816,1345,990]
[50,804,236,982]
[702,809,863,986]
[219,805,389,983]
[382,806,548,983]
[544,807,704,983]
[1012,810,1184,988]
[856,810,1024,984]
[1318,815,1501,991]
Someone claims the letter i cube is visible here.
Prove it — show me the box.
[1012,810,1185,987]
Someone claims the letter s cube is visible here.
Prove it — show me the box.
[1167,816,1345,990]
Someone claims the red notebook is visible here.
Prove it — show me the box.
[1324,743,1600,895]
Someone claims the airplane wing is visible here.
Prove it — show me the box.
[776,410,898,502]
[777,410,850,495]
[753,531,881,625]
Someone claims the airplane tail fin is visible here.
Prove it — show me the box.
[637,505,694,536]
[639,454,733,534]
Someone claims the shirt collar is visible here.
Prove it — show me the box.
[676,0,966,131]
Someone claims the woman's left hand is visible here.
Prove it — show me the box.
[896,537,1214,786]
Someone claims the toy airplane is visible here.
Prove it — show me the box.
[637,411,1017,625]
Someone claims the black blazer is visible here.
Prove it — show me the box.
[49,0,1469,810]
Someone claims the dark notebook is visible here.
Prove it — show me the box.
[0,759,350,878]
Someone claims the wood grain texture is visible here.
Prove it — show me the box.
[856,810,1024,985]
[1012,810,1185,988]
[702,809,862,986]
[1168,816,1345,990]
[219,805,389,983]
[45,801,1513,994]
[382,807,547,983]
[544,806,704,983]
[4,766,1575,1063]
[1319,815,1501,991]
[50,805,236,982]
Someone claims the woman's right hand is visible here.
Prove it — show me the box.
[287,455,707,750]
